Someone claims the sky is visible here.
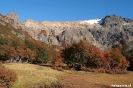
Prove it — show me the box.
[0,0,133,22]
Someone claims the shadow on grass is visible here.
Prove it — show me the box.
[38,82,63,88]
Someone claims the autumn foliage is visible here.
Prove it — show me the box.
[0,37,131,73]
[0,38,61,65]
[61,39,130,73]
[0,62,17,88]
[104,48,129,73]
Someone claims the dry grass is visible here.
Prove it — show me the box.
[4,63,133,88]
[4,63,65,88]
[85,72,133,87]
[62,71,133,88]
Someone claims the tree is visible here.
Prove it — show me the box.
[126,50,133,70]
[61,40,85,66]
[15,41,36,63]
[0,38,8,45]
[61,39,100,68]
[90,46,106,68]
[16,46,36,63]
[6,46,17,62]
[112,39,132,71]
[26,48,36,63]
[0,45,6,61]
[35,47,50,63]
[11,40,20,49]
[48,50,63,67]
[16,46,27,63]
[103,50,112,70]
[25,40,35,50]
[105,48,129,72]
[62,39,130,73]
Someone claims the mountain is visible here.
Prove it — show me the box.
[0,12,35,42]
[0,12,133,50]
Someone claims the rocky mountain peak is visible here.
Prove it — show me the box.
[0,12,21,29]
[6,12,20,23]
[123,18,133,23]
[23,19,41,28]
[101,15,126,28]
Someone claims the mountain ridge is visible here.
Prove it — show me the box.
[0,12,133,50]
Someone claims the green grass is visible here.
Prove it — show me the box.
[4,63,65,88]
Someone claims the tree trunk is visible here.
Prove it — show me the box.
[10,57,13,63]
[19,58,22,63]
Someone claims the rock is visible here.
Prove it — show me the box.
[101,15,126,28]
[6,12,20,23]
[22,15,133,50]
[6,12,21,29]
[1,12,133,50]
[124,18,132,23]
[0,12,21,29]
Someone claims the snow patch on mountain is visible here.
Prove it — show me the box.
[122,23,130,25]
[79,18,103,24]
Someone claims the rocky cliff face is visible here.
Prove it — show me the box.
[0,12,133,50]
[22,15,133,50]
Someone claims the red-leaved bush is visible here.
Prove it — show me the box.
[0,62,17,88]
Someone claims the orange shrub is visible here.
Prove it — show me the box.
[0,63,17,88]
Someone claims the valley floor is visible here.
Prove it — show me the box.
[4,63,133,88]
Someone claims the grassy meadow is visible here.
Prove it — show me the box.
[4,63,133,88]
[4,63,65,88]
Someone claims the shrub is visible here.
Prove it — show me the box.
[0,62,17,88]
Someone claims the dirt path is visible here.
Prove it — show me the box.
[61,74,111,88]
